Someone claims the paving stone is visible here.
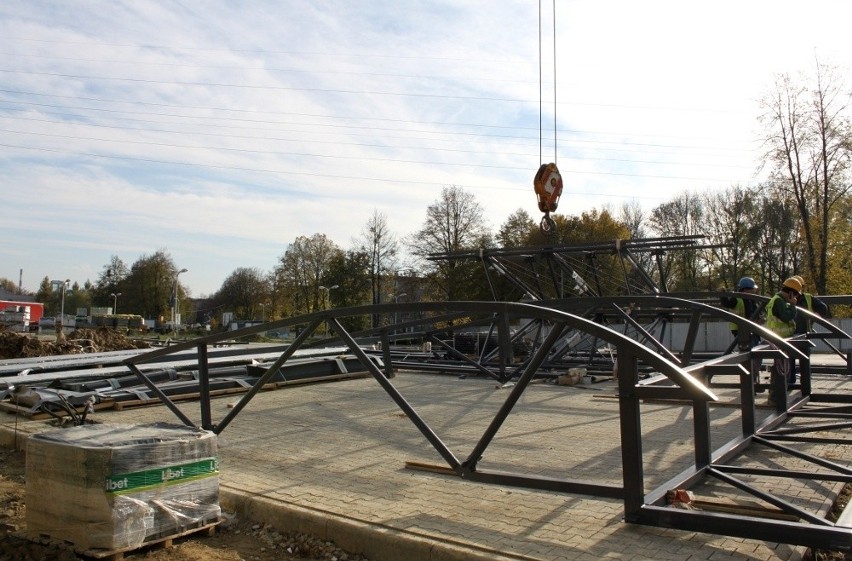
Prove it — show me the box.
[2,357,851,560]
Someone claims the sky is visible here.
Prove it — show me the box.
[1,1,851,297]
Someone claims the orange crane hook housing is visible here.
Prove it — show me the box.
[533,162,563,235]
[534,162,563,213]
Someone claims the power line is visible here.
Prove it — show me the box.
[0,67,751,115]
[0,141,757,188]
[0,100,756,155]
[0,88,755,146]
[0,126,755,171]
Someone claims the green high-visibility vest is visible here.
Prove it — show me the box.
[728,297,746,332]
[765,294,795,338]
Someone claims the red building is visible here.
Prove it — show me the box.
[0,288,44,331]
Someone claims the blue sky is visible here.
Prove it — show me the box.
[1,1,850,297]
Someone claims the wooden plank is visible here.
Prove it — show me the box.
[405,460,457,476]
[691,499,799,521]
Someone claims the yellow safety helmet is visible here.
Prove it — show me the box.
[783,277,803,293]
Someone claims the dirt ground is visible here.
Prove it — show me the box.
[0,330,371,560]
[0,446,370,561]
[0,328,150,359]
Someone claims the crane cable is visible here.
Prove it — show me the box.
[538,0,558,165]
[534,0,562,237]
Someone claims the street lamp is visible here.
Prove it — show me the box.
[110,292,122,315]
[318,285,339,304]
[318,285,338,336]
[59,279,70,332]
[171,268,188,333]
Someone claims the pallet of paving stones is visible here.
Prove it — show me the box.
[20,517,221,561]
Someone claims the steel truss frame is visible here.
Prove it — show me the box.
[125,296,852,550]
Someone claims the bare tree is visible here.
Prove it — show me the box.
[356,210,398,326]
[753,194,801,290]
[759,60,852,294]
[648,192,706,291]
[702,186,761,289]
[407,185,491,300]
[618,201,648,240]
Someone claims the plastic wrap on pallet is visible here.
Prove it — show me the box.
[26,422,220,551]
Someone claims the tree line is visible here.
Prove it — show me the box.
[4,59,851,324]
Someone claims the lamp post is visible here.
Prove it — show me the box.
[318,285,338,336]
[259,302,266,323]
[391,293,407,327]
[59,279,70,332]
[110,292,122,315]
[171,268,188,333]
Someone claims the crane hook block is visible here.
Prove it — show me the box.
[533,162,563,213]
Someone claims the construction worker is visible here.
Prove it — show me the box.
[719,276,762,390]
[719,276,761,346]
[789,275,830,386]
[791,275,830,334]
[764,277,801,404]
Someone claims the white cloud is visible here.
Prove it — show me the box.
[1,0,850,295]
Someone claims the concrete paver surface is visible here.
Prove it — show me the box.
[3,359,851,561]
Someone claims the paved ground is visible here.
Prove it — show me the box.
[2,356,851,561]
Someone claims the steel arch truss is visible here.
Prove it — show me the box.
[122,298,852,550]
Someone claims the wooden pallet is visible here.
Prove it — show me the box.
[22,518,221,561]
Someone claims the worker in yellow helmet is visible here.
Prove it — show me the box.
[789,275,830,387]
[763,277,801,405]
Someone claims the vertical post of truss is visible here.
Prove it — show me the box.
[498,312,512,380]
[197,343,212,430]
[692,400,711,469]
[380,329,394,378]
[797,340,812,396]
[617,349,644,521]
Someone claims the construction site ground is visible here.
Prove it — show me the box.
[2,354,852,561]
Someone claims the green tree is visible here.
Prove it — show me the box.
[0,278,21,294]
[498,208,536,248]
[274,234,343,315]
[213,267,270,321]
[523,209,632,297]
[122,250,186,323]
[324,250,372,331]
[828,195,852,297]
[92,256,131,311]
